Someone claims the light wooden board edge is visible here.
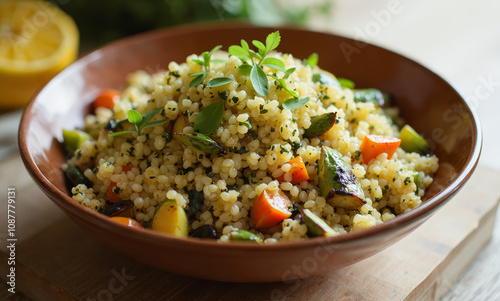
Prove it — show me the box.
[408,201,499,300]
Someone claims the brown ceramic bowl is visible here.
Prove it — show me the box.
[19,23,481,282]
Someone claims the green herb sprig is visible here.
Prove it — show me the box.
[192,31,317,135]
[282,96,310,110]
[109,108,167,137]
[189,45,234,88]
[229,31,298,97]
[193,100,224,135]
[229,31,317,112]
[305,52,319,68]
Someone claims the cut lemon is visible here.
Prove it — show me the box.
[0,1,79,109]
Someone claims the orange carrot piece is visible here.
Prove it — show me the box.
[121,164,133,172]
[276,156,310,184]
[106,181,121,204]
[251,188,292,229]
[93,89,120,110]
[106,165,132,203]
[110,216,143,228]
[360,135,401,164]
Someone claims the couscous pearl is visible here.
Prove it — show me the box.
[281,163,291,172]
[132,183,143,192]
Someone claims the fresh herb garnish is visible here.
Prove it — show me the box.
[305,52,319,68]
[312,72,340,87]
[109,108,167,137]
[236,64,252,76]
[229,31,297,98]
[193,100,224,135]
[337,78,355,89]
[189,45,234,88]
[238,121,252,129]
[207,77,233,88]
[163,132,172,143]
[229,31,317,110]
[282,96,310,111]
[259,104,268,114]
[283,67,296,80]
[218,91,229,101]
[290,141,302,152]
[261,57,286,72]
[354,150,362,160]
[192,45,221,70]
[188,72,207,87]
[250,62,269,96]
[193,31,316,135]
[187,188,205,216]
[271,76,297,98]
[279,145,289,154]
[237,146,248,154]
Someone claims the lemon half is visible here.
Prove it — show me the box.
[0,1,79,109]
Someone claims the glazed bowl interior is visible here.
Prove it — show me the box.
[19,23,481,282]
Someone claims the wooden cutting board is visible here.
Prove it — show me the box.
[1,154,499,301]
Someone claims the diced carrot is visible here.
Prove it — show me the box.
[106,181,121,203]
[110,216,143,229]
[276,156,310,184]
[106,165,132,203]
[93,89,120,110]
[251,188,292,229]
[121,164,133,172]
[360,135,401,164]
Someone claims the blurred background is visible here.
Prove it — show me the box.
[61,0,334,53]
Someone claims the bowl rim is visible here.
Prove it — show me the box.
[19,22,482,252]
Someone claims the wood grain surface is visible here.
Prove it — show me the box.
[0,153,499,301]
[441,207,500,301]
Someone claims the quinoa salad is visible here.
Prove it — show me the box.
[62,32,439,244]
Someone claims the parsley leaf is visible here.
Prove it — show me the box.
[338,78,355,89]
[271,76,297,98]
[283,67,296,80]
[265,31,281,53]
[250,63,269,96]
[306,53,319,68]
[188,72,208,87]
[237,64,252,76]
[229,44,250,62]
[252,40,266,57]
[189,45,222,87]
[127,110,142,125]
[282,97,310,110]
[193,101,224,135]
[109,108,167,137]
[262,57,286,73]
[207,77,234,88]
[232,31,292,97]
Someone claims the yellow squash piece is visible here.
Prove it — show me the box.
[173,114,187,134]
[151,199,188,237]
[0,1,79,108]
